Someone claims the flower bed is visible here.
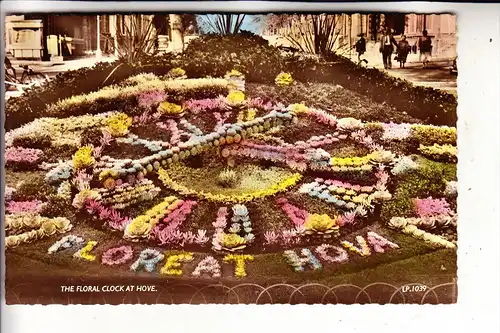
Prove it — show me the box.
[4,62,457,292]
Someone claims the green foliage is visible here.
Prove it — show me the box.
[4,55,179,131]
[182,32,284,83]
[410,125,457,146]
[40,195,74,219]
[364,123,384,140]
[12,174,56,201]
[5,33,457,131]
[380,157,457,222]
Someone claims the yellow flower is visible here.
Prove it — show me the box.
[125,216,152,237]
[72,189,101,209]
[72,146,95,170]
[275,72,293,86]
[99,169,118,181]
[105,113,132,137]
[160,253,194,275]
[124,197,178,239]
[168,67,186,78]
[236,110,245,123]
[289,103,309,116]
[223,254,254,277]
[304,214,339,233]
[226,69,244,78]
[222,233,247,249]
[226,90,245,106]
[157,168,302,203]
[246,108,257,121]
[158,101,184,115]
[75,241,98,261]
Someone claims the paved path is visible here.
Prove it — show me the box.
[9,55,117,73]
[347,42,457,94]
[5,56,117,99]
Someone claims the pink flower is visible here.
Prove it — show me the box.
[246,98,273,111]
[277,198,309,226]
[213,207,228,229]
[137,90,166,108]
[213,111,233,130]
[85,200,130,231]
[413,197,452,217]
[151,200,198,245]
[85,199,102,214]
[73,170,93,191]
[339,211,356,226]
[5,147,43,164]
[165,119,182,145]
[184,98,230,114]
[7,200,45,214]
[102,245,134,265]
[134,112,153,126]
[100,129,114,146]
[194,230,209,244]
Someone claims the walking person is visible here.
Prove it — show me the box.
[379,27,398,69]
[397,35,411,68]
[418,30,433,68]
[354,33,368,65]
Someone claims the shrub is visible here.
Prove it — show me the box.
[246,82,421,124]
[182,32,284,83]
[287,54,457,126]
[5,60,135,131]
[4,54,181,131]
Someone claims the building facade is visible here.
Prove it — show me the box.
[263,13,457,60]
[5,14,188,61]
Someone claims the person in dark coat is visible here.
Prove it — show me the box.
[418,30,433,68]
[397,34,411,68]
[354,33,368,65]
[379,27,398,69]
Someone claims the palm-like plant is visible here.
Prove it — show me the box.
[199,14,248,35]
[112,15,158,63]
[265,14,350,56]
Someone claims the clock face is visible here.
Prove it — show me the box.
[84,87,396,254]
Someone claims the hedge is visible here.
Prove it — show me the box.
[286,53,457,126]
[4,34,457,130]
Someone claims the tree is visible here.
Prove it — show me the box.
[181,14,199,35]
[179,14,199,51]
[264,14,349,56]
